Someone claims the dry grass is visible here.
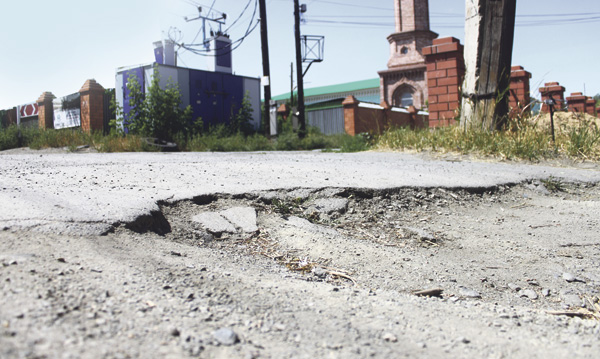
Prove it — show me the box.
[547,295,600,320]
[240,227,357,286]
[93,135,155,153]
[375,111,600,161]
[531,112,600,133]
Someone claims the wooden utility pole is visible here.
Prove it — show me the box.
[290,62,294,107]
[294,0,307,138]
[460,0,517,130]
[258,0,272,137]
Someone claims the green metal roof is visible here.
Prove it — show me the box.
[272,78,380,102]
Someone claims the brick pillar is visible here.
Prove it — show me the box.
[380,100,391,130]
[423,37,465,127]
[37,92,56,129]
[407,105,418,129]
[79,79,105,133]
[508,65,531,117]
[277,103,289,121]
[585,98,596,116]
[566,92,586,113]
[343,95,359,136]
[539,82,565,113]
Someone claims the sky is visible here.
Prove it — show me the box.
[1,0,600,110]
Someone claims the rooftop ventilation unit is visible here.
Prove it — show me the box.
[208,34,232,74]
[153,40,177,66]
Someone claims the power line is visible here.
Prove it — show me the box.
[180,0,225,15]
[224,0,255,33]
[309,0,391,11]
[304,13,600,29]
[172,0,260,57]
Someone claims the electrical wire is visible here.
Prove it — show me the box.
[174,0,260,57]
[181,0,225,16]
[304,13,600,29]
[308,0,391,11]
[170,0,260,58]
[224,0,255,33]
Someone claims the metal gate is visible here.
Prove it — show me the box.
[306,107,345,135]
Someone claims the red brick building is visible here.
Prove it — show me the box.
[378,0,437,109]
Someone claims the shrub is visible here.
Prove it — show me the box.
[124,65,193,141]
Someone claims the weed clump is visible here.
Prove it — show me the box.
[374,112,600,161]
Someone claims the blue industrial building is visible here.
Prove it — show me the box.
[115,39,261,131]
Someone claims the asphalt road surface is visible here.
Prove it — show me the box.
[1,150,600,359]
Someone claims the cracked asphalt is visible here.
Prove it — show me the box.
[1,150,599,234]
[1,149,600,358]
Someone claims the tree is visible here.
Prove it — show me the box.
[125,66,193,141]
[230,92,255,136]
[0,109,6,130]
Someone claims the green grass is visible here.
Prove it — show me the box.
[0,125,371,153]
[0,125,39,151]
[2,118,599,161]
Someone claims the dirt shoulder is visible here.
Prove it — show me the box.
[1,180,599,358]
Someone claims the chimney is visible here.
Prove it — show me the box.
[163,39,176,66]
[153,41,164,64]
[208,35,232,74]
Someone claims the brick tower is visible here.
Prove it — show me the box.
[379,0,437,109]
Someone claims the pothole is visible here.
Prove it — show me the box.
[110,181,600,308]
[144,185,522,286]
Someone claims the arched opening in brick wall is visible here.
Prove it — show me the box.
[392,84,416,107]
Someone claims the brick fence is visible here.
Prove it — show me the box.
[342,96,427,135]
[509,66,532,117]
[585,98,597,116]
[79,80,105,132]
[422,37,532,126]
[566,92,587,113]
[539,82,565,113]
[423,37,464,127]
[36,80,105,132]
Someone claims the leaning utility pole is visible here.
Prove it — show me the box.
[258,0,272,137]
[293,0,306,138]
[290,62,294,107]
[460,0,517,131]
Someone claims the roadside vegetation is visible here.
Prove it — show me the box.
[375,112,600,161]
[1,65,598,160]
[0,123,369,153]
[1,112,599,160]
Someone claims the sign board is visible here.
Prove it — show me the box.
[270,102,277,136]
[53,93,81,129]
[20,103,39,118]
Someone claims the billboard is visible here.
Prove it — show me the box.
[53,93,81,129]
[20,103,39,118]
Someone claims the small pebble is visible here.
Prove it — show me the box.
[312,267,327,279]
[382,333,398,343]
[459,288,481,298]
[508,283,521,292]
[520,289,538,300]
[456,336,470,344]
[214,328,239,346]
